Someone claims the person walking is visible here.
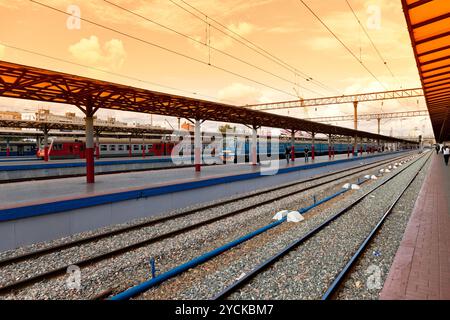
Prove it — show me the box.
[285,146,290,164]
[444,146,449,166]
[435,144,440,154]
[304,146,309,162]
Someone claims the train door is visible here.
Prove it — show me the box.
[72,143,84,159]
[17,145,24,156]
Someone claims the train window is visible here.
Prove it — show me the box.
[133,145,139,151]
[118,145,124,151]
[53,144,63,151]
[142,145,146,150]
[148,144,153,149]
[100,145,107,151]
[109,145,116,151]
[0,146,6,152]
[126,145,130,151]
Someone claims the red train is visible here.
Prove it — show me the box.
[37,138,176,159]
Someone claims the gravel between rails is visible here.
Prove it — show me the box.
[0,156,405,286]
[334,154,432,300]
[0,153,408,263]
[135,155,422,300]
[0,156,406,299]
[221,153,427,300]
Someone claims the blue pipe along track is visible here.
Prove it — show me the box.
[110,174,372,300]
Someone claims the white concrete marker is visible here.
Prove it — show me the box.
[351,184,360,190]
[385,169,391,173]
[273,210,289,220]
[370,175,378,180]
[342,183,351,189]
[379,169,385,173]
[287,211,304,223]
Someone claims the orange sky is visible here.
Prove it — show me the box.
[0,0,432,137]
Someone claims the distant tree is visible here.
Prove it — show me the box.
[219,124,236,134]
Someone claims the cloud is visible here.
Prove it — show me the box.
[217,83,264,105]
[68,36,126,71]
[0,44,5,59]
[208,21,256,50]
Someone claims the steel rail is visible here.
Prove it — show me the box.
[0,154,411,295]
[110,172,372,300]
[321,151,432,300]
[211,152,427,300]
[0,153,408,268]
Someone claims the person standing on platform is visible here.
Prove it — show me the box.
[285,147,290,164]
[444,146,449,166]
[304,146,309,162]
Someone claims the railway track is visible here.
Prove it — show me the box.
[321,152,431,300]
[210,151,431,300]
[0,152,413,298]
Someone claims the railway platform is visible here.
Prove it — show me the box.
[380,153,450,300]
[0,155,197,182]
[0,151,407,252]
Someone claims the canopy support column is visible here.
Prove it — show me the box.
[359,137,363,156]
[85,104,95,184]
[194,119,202,172]
[251,126,258,166]
[328,134,332,159]
[142,135,146,158]
[128,137,132,157]
[347,136,351,157]
[311,132,315,161]
[43,127,49,162]
[6,138,10,157]
[36,136,40,158]
[290,130,296,162]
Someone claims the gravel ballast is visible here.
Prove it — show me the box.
[0,153,417,300]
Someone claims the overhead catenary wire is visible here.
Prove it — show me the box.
[298,0,388,91]
[344,0,402,89]
[344,0,417,109]
[0,42,235,104]
[29,0,298,99]
[168,0,341,96]
[103,0,324,96]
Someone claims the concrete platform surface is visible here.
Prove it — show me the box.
[0,152,402,210]
[380,153,450,300]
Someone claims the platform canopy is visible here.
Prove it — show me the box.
[0,60,414,143]
[402,0,450,142]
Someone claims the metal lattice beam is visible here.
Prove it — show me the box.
[305,110,429,122]
[243,88,424,111]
